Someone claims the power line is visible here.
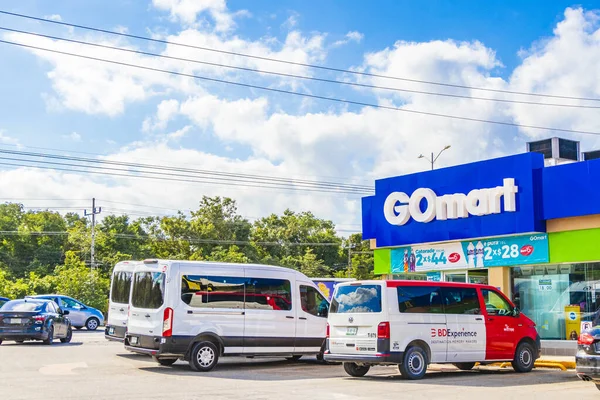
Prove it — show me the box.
[0,230,344,246]
[0,149,372,193]
[2,9,599,103]
[0,155,372,196]
[2,39,600,136]
[1,26,597,109]
[0,143,372,187]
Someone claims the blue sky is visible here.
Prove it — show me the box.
[0,1,599,230]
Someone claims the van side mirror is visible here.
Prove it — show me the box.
[512,308,520,317]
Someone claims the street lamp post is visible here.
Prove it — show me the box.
[418,145,451,170]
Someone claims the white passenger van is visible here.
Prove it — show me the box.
[105,261,140,341]
[324,280,541,379]
[124,259,330,371]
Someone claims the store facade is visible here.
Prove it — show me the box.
[362,152,600,340]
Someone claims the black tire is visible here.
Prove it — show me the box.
[453,362,476,371]
[60,325,73,343]
[85,318,99,331]
[154,357,177,366]
[286,355,302,361]
[399,346,428,380]
[343,362,370,377]
[511,342,535,373]
[189,341,219,372]
[44,325,54,345]
[0,339,2,345]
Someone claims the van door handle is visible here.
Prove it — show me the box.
[299,317,307,320]
[119,308,125,312]
[487,317,494,321]
[475,317,483,321]
[286,316,294,319]
[145,314,151,318]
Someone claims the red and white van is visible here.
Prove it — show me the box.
[324,280,541,379]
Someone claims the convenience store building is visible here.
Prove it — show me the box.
[361,149,600,341]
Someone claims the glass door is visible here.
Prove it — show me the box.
[468,270,488,284]
[445,272,467,283]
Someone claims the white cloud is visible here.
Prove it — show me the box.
[166,125,192,141]
[0,130,20,146]
[44,14,62,22]
[143,99,180,132]
[282,12,299,30]
[62,132,82,142]
[507,7,600,149]
[152,0,242,32]
[332,31,364,47]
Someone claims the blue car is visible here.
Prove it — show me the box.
[27,295,104,331]
[0,298,72,345]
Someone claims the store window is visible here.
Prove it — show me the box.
[512,262,600,340]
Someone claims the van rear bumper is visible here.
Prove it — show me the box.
[323,351,404,364]
[124,334,190,358]
[104,325,126,342]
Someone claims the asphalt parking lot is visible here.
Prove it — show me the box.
[0,330,596,399]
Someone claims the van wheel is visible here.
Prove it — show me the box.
[343,362,370,377]
[190,341,219,372]
[399,346,428,380]
[453,362,476,371]
[154,357,177,366]
[512,342,534,373]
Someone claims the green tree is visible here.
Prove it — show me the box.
[252,210,343,270]
[52,251,110,313]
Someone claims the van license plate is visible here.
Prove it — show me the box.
[108,327,115,335]
[130,336,139,345]
[9,318,22,324]
[346,327,358,336]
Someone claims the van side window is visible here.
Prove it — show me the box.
[246,278,292,311]
[300,285,329,317]
[181,275,246,309]
[481,289,514,316]
[440,288,481,315]
[397,286,443,313]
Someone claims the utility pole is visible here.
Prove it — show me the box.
[84,198,101,270]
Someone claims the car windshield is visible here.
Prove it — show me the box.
[330,284,382,313]
[1,301,46,312]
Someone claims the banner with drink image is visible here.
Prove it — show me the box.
[390,233,549,273]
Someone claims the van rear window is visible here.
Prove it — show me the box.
[111,271,132,304]
[330,285,382,313]
[131,272,165,309]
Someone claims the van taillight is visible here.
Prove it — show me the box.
[578,332,594,345]
[162,307,173,337]
[326,323,330,338]
[377,322,390,339]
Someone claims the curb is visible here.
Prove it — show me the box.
[482,360,575,371]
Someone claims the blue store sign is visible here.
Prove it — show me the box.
[390,233,549,273]
[362,153,547,247]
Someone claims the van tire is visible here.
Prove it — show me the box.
[190,341,219,372]
[343,362,370,377]
[512,342,535,373]
[399,346,428,380]
[453,362,476,371]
